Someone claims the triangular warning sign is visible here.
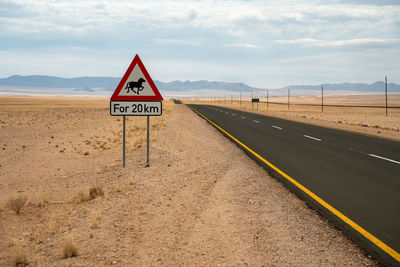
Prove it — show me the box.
[110,55,163,101]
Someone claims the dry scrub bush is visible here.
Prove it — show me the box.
[75,186,104,204]
[62,238,78,258]
[12,249,29,266]
[8,195,27,215]
[89,186,104,199]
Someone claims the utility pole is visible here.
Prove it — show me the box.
[322,85,324,113]
[385,76,388,116]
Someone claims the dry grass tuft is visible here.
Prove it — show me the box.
[62,238,78,258]
[89,186,104,200]
[33,255,42,266]
[89,210,102,229]
[36,192,49,208]
[74,186,104,203]
[113,184,122,193]
[8,195,27,215]
[74,190,90,204]
[12,249,29,266]
[47,218,58,235]
[8,238,18,248]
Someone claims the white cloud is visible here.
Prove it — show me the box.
[155,38,204,46]
[2,0,397,36]
[0,0,399,87]
[224,43,258,48]
[276,38,400,48]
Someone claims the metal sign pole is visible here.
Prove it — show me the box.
[122,115,126,168]
[146,115,150,167]
[251,90,253,110]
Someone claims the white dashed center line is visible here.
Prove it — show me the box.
[303,135,322,142]
[253,120,260,123]
[241,116,246,119]
[272,125,282,130]
[368,154,400,165]
[232,114,236,116]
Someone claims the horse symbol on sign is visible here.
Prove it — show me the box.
[125,78,146,95]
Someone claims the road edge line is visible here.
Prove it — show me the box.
[190,105,400,263]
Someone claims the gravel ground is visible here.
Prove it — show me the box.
[0,99,377,266]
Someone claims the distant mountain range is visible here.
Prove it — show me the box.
[0,75,120,91]
[0,75,399,96]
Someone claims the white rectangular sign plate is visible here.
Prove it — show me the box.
[110,101,162,116]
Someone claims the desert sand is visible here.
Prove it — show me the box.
[0,97,376,266]
[187,94,400,141]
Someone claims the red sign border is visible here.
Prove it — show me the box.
[110,54,163,101]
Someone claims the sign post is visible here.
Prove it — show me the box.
[146,115,150,167]
[252,98,259,111]
[110,54,163,167]
[122,116,126,167]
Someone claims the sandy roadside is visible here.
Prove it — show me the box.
[0,98,376,266]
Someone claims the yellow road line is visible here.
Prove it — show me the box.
[190,106,400,262]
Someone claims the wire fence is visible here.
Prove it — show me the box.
[194,93,400,116]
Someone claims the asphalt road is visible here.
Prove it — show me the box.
[189,104,400,265]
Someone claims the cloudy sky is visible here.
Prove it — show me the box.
[0,0,399,88]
